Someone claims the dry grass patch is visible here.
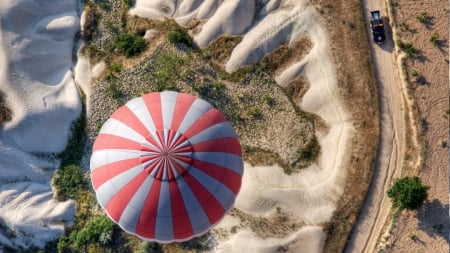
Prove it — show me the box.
[203,35,243,66]
[261,37,312,75]
[224,208,303,239]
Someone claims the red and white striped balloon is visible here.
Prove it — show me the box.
[90,91,243,243]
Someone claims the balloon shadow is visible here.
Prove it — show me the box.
[417,199,450,243]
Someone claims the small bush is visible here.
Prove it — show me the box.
[408,233,417,241]
[69,215,115,246]
[136,241,160,253]
[53,164,87,201]
[416,12,429,23]
[248,108,262,119]
[264,95,275,106]
[297,136,320,162]
[109,62,122,73]
[106,78,123,99]
[123,0,133,8]
[58,114,86,165]
[399,22,410,32]
[430,33,439,46]
[168,28,193,47]
[420,117,428,133]
[0,91,12,125]
[397,40,417,57]
[151,52,184,91]
[411,69,420,79]
[115,33,147,57]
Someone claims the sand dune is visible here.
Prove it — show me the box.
[0,0,81,248]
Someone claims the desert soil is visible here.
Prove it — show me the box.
[384,0,449,252]
[347,0,449,252]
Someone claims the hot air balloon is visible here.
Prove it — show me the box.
[90,91,243,243]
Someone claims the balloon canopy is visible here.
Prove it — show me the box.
[90,91,243,243]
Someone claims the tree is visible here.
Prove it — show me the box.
[387,176,429,211]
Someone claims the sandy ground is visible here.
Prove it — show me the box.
[0,0,81,248]
[385,0,449,252]
[132,0,353,252]
[347,0,449,252]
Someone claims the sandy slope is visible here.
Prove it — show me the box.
[0,0,81,248]
[132,0,353,251]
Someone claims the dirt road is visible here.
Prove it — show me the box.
[344,1,408,252]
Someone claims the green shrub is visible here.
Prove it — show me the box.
[73,216,115,246]
[115,33,147,57]
[106,79,123,99]
[399,22,410,32]
[123,0,133,8]
[397,40,417,57]
[416,12,428,23]
[109,62,122,73]
[264,95,275,106]
[248,108,262,119]
[0,91,12,125]
[387,176,429,211]
[168,28,193,47]
[52,164,87,201]
[430,33,439,46]
[57,113,86,165]
[136,241,160,253]
[297,136,320,162]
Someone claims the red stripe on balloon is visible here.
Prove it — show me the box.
[155,130,166,150]
[91,158,142,190]
[191,137,242,156]
[169,181,194,239]
[170,93,196,132]
[183,109,227,139]
[182,172,225,224]
[105,171,149,222]
[171,159,188,176]
[136,179,162,238]
[173,155,193,165]
[172,144,192,153]
[93,134,143,151]
[111,105,150,137]
[142,92,164,130]
[167,163,176,181]
[167,130,176,147]
[191,159,241,194]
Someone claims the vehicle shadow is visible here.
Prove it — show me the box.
[417,199,450,244]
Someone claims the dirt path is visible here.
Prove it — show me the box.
[344,1,409,252]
